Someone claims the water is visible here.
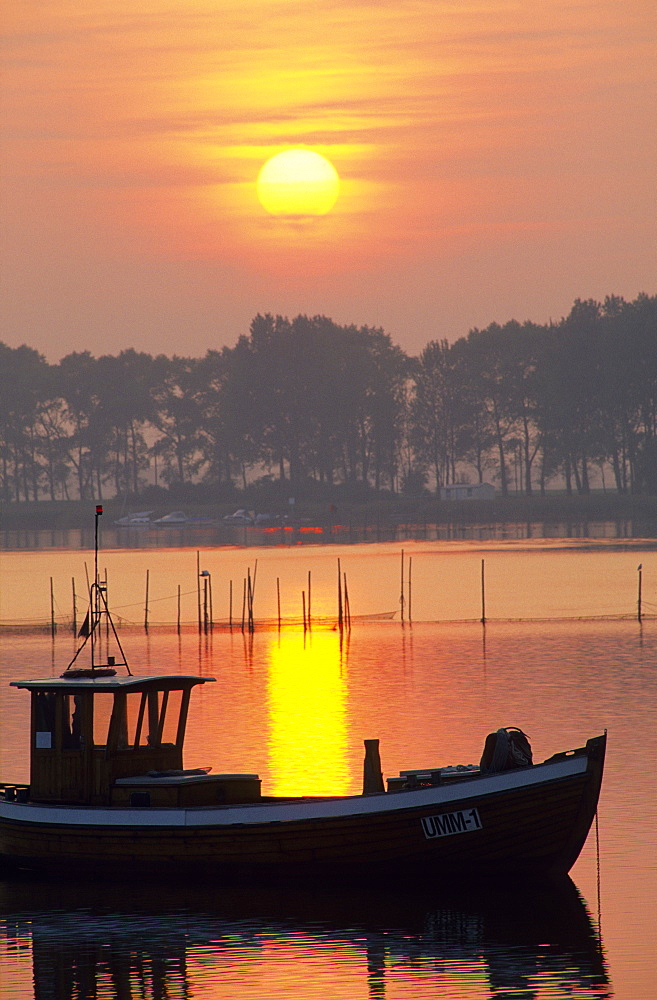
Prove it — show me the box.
[2,536,656,628]
[1,540,656,998]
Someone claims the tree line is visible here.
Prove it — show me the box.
[1,293,656,503]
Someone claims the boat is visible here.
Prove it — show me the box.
[0,508,606,882]
[222,508,254,523]
[152,511,216,526]
[114,510,153,527]
[221,509,285,526]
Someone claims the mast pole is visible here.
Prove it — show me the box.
[93,505,103,669]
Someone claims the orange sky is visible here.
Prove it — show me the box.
[2,0,656,360]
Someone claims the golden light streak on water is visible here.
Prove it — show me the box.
[266,631,350,796]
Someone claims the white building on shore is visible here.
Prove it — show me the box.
[440,482,495,501]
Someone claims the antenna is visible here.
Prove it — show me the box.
[92,505,102,670]
[63,506,132,677]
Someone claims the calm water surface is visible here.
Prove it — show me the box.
[1,541,656,999]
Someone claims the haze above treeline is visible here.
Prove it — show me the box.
[2,293,656,505]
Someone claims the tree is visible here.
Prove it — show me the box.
[150,356,205,486]
[93,350,156,496]
[228,315,410,489]
[410,339,487,490]
[460,326,524,496]
[56,352,110,499]
[0,343,51,500]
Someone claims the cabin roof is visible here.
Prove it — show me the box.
[10,674,216,694]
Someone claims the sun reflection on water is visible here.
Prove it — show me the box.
[266,631,350,797]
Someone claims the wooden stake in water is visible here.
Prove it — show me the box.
[251,561,258,631]
[408,556,413,624]
[302,591,307,632]
[72,577,77,634]
[196,551,201,632]
[177,584,181,632]
[363,739,384,794]
[203,574,209,632]
[337,558,343,628]
[481,559,486,625]
[247,568,253,632]
[637,563,643,622]
[277,577,281,630]
[144,569,150,631]
[229,580,233,631]
[104,567,110,641]
[50,577,56,635]
[400,549,405,623]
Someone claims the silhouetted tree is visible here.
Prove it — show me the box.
[2,294,655,502]
[0,343,51,500]
[150,356,205,485]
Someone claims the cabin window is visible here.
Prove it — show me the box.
[159,689,182,745]
[92,693,115,748]
[125,689,184,748]
[34,692,56,748]
[146,689,183,747]
[107,692,129,750]
[61,694,84,749]
[34,693,87,751]
[127,692,151,747]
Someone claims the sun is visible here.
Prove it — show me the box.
[256,149,340,217]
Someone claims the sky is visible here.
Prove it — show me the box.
[2,0,656,362]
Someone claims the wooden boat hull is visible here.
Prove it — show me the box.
[0,735,605,881]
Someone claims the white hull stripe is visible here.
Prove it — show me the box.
[0,757,587,829]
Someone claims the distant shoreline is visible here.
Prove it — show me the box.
[2,493,656,533]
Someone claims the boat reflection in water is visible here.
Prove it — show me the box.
[0,875,609,999]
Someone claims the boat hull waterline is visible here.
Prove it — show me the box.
[0,735,605,880]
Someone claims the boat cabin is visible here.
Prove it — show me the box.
[10,674,259,808]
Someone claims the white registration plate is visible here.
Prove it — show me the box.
[421,808,482,839]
